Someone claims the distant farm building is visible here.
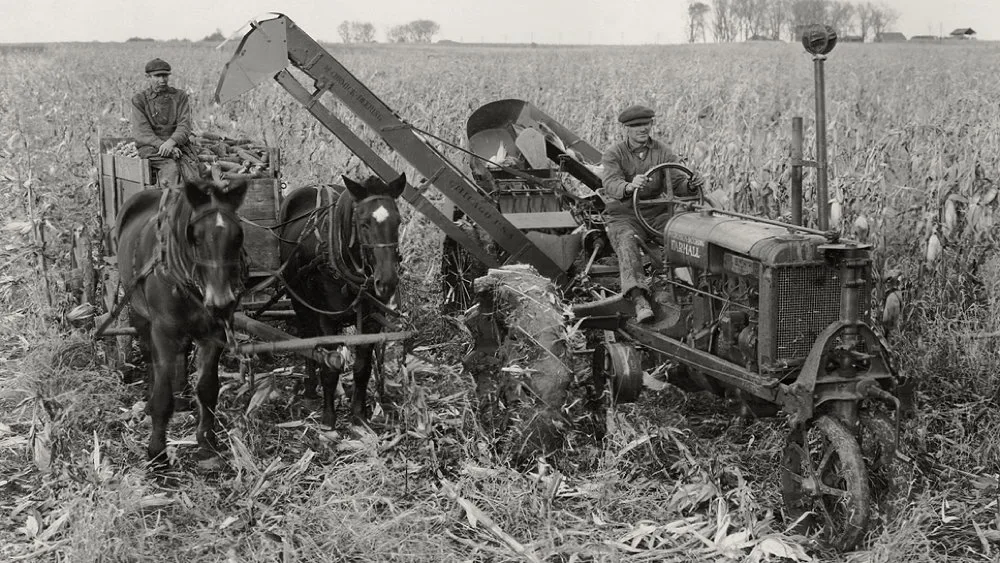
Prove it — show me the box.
[949,28,976,39]
[910,35,940,42]
[876,32,907,42]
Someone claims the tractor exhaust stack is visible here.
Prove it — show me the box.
[799,24,838,231]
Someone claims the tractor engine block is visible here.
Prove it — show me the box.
[662,210,870,375]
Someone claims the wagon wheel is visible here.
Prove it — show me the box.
[440,235,475,313]
[70,225,96,306]
[592,342,643,403]
[781,414,871,551]
[99,268,132,370]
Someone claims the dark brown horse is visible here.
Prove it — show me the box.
[277,174,405,427]
[116,178,249,464]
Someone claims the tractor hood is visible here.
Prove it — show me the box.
[664,210,829,272]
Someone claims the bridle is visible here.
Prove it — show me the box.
[352,194,401,276]
[186,205,246,269]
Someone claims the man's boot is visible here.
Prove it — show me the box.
[633,293,654,323]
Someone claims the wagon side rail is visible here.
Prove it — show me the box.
[214,14,568,285]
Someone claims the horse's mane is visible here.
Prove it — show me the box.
[332,185,362,275]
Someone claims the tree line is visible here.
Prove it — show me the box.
[337,20,440,43]
[687,0,899,43]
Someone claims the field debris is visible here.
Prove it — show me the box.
[440,479,544,563]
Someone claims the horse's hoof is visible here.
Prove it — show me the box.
[146,450,173,476]
[196,433,224,454]
[321,411,337,429]
[196,450,226,471]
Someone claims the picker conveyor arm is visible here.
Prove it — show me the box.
[215,14,568,283]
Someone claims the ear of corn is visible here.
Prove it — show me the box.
[926,232,942,268]
[829,200,842,226]
[882,290,901,332]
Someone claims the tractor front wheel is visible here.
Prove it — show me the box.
[781,414,872,551]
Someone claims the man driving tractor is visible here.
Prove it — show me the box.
[601,104,703,323]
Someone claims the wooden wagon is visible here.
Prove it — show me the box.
[89,136,404,369]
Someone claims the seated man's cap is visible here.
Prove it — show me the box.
[618,104,655,126]
[145,58,171,75]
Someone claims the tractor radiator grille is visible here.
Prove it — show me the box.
[774,265,871,362]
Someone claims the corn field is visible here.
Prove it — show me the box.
[2,39,1000,562]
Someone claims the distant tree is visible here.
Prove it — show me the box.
[827,1,856,36]
[339,21,377,43]
[353,22,377,43]
[337,21,352,43]
[201,28,225,43]
[711,0,736,41]
[408,20,440,42]
[386,20,439,43]
[867,1,898,40]
[856,2,874,41]
[387,24,411,43]
[687,1,710,42]
[762,0,791,40]
[789,0,829,41]
[732,0,767,40]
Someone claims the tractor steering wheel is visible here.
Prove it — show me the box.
[631,162,699,239]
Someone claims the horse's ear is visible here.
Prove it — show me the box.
[184,180,212,209]
[387,173,406,199]
[342,175,367,200]
[216,177,249,210]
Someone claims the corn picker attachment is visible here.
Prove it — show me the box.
[215,13,574,285]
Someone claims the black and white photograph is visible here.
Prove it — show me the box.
[1,1,998,561]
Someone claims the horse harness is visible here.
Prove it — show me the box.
[276,185,400,322]
[95,189,246,338]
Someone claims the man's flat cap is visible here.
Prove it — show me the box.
[618,104,655,126]
[145,58,171,75]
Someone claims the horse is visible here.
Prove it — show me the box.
[116,178,249,464]
[277,174,406,428]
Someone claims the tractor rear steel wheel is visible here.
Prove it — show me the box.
[781,415,871,551]
[593,342,643,403]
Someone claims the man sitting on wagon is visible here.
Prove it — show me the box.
[602,104,703,323]
[130,58,199,188]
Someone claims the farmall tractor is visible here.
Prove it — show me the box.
[215,16,910,550]
[452,28,911,551]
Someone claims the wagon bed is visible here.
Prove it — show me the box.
[96,136,284,306]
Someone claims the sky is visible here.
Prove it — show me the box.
[0,0,996,44]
